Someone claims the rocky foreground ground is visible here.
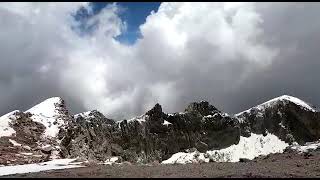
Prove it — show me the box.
[4,151,320,178]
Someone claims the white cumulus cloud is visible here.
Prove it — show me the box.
[1,2,319,119]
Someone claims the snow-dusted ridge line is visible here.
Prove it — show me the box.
[117,114,147,124]
[74,111,94,119]
[25,97,63,118]
[235,95,317,117]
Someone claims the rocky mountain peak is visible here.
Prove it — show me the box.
[234,95,320,145]
[185,101,220,116]
[74,110,115,125]
[146,103,164,120]
[22,97,72,138]
[25,97,69,118]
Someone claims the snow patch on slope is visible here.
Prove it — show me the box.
[0,159,84,176]
[25,97,67,138]
[162,152,209,164]
[0,110,19,138]
[74,111,93,119]
[9,139,21,147]
[162,133,289,164]
[290,141,320,153]
[26,97,63,117]
[103,157,120,165]
[163,120,172,126]
[127,114,147,124]
[74,111,94,121]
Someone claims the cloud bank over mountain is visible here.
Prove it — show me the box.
[1,2,320,119]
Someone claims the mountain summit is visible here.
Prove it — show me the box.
[25,97,71,138]
[236,95,316,117]
[235,95,320,145]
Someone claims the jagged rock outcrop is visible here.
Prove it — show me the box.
[60,110,120,162]
[113,101,240,163]
[185,101,220,116]
[59,101,240,163]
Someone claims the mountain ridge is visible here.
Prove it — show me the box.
[235,95,317,117]
[0,94,320,165]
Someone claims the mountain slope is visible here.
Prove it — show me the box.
[0,97,73,165]
[161,95,320,164]
[234,95,320,145]
[60,110,117,162]
[162,133,289,164]
[25,97,71,138]
[236,95,316,118]
[0,110,20,138]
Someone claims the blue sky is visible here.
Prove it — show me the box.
[74,2,161,45]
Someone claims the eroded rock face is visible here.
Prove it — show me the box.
[59,101,240,163]
[111,101,240,163]
[60,110,118,162]
[0,111,54,165]
[185,101,220,116]
[62,97,320,163]
[10,111,46,147]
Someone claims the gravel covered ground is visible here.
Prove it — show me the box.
[4,151,320,178]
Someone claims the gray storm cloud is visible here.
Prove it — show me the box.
[0,2,320,120]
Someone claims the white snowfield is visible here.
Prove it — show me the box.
[0,159,84,176]
[103,157,120,165]
[161,133,289,164]
[290,141,320,153]
[0,110,19,138]
[25,97,67,138]
[74,111,94,120]
[235,95,316,117]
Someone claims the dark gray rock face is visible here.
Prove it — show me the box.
[10,111,46,147]
[0,111,50,165]
[235,98,320,145]
[185,101,220,116]
[61,101,241,163]
[60,110,118,162]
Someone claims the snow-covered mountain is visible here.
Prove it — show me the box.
[0,97,73,165]
[233,95,320,145]
[25,97,70,138]
[161,95,320,164]
[0,97,71,139]
[0,95,320,166]
[235,95,317,123]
